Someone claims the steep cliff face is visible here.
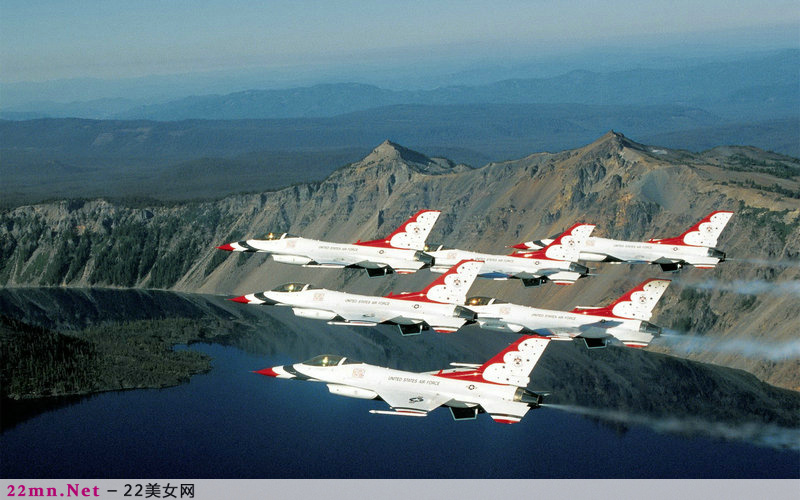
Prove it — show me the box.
[2,131,798,389]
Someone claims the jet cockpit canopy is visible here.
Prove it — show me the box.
[262,232,299,240]
[302,354,359,367]
[271,282,315,293]
[465,296,507,306]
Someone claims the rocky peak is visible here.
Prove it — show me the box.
[364,140,431,165]
[567,130,668,169]
[356,140,470,175]
[586,130,645,152]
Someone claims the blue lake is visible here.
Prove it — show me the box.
[2,342,798,478]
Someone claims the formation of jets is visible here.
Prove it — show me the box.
[218,209,733,423]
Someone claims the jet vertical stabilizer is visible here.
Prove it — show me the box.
[477,336,551,387]
[512,224,595,262]
[386,259,482,304]
[648,211,734,248]
[355,210,441,250]
[542,224,595,261]
[572,279,671,321]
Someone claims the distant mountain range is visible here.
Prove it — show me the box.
[3,49,797,122]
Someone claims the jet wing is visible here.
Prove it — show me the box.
[529,268,571,277]
[504,269,566,280]
[575,320,624,332]
[344,260,414,277]
[350,257,425,274]
[530,327,615,349]
[350,259,393,270]
[653,257,681,264]
[334,309,399,324]
[348,262,393,277]
[377,389,452,413]
[324,308,432,332]
[530,323,620,337]
[328,301,437,326]
[503,270,539,280]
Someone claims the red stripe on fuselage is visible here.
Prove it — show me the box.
[432,369,508,385]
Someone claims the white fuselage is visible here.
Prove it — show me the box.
[277,361,528,417]
[231,236,429,273]
[532,236,722,268]
[471,302,658,347]
[243,288,472,332]
[427,248,584,284]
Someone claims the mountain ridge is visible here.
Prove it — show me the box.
[4,49,796,122]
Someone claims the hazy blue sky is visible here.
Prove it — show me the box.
[2,0,798,83]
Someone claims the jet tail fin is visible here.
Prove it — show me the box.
[477,336,550,387]
[512,224,594,261]
[648,211,733,247]
[571,278,671,321]
[355,210,441,250]
[386,259,482,304]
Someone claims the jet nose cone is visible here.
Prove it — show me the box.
[254,367,280,377]
[254,366,296,379]
[228,295,250,304]
[216,243,235,251]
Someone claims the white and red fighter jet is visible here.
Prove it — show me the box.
[216,210,440,277]
[425,223,595,286]
[256,336,551,424]
[466,278,671,348]
[230,260,482,335]
[511,211,733,272]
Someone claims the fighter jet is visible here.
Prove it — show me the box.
[511,211,733,272]
[466,278,670,348]
[230,260,482,335]
[425,224,594,286]
[255,336,551,423]
[216,210,440,277]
